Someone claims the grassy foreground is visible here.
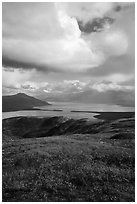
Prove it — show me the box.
[2,117,135,202]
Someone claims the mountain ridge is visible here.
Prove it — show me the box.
[2,93,50,112]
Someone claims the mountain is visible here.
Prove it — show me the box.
[2,93,50,112]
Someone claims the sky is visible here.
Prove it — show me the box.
[2,2,135,107]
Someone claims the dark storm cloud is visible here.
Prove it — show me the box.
[3,57,40,70]
[78,17,115,33]
[2,56,60,73]
[115,5,122,12]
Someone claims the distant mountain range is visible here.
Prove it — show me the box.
[2,93,50,112]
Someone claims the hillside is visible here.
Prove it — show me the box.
[2,93,50,112]
[2,116,135,202]
[2,112,135,139]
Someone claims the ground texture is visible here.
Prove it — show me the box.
[2,115,135,202]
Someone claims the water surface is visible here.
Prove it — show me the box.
[2,102,135,120]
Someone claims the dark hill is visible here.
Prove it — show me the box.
[2,93,50,112]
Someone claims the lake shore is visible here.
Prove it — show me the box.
[71,111,135,120]
[2,106,135,121]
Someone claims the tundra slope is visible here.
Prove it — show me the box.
[2,114,135,202]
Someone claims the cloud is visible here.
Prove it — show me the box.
[63,2,134,25]
[39,79,134,107]
[2,2,135,108]
[2,2,134,74]
[81,3,134,71]
[2,67,36,89]
[87,54,134,77]
[92,80,134,92]
[78,17,115,33]
[59,2,115,24]
[71,89,135,107]
[3,2,96,72]
[90,30,128,57]
[3,3,63,40]
[41,80,87,95]
[2,67,134,107]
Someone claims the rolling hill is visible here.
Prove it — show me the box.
[2,116,135,202]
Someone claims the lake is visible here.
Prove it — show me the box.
[2,101,135,120]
